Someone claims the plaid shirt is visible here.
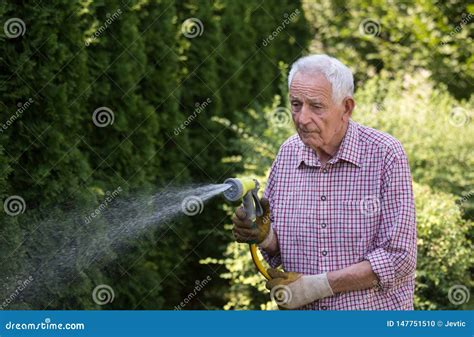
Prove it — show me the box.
[260,119,417,310]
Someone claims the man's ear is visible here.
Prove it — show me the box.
[342,97,355,122]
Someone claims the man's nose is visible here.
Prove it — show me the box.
[298,103,312,125]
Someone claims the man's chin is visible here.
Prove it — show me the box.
[298,133,321,149]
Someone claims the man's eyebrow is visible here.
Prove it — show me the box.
[289,95,325,104]
[308,98,324,105]
[289,95,301,100]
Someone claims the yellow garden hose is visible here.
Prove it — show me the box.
[250,243,271,280]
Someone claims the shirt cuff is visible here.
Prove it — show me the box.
[365,248,395,291]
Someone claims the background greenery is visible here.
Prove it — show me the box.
[0,0,472,310]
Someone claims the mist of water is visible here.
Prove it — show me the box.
[0,183,230,308]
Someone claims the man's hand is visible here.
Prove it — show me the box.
[231,197,271,244]
[266,268,334,309]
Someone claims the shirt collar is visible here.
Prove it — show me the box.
[296,119,360,168]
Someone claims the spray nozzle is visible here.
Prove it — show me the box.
[222,177,270,280]
[223,178,263,219]
[222,178,257,201]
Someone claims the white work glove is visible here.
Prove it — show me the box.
[266,268,334,309]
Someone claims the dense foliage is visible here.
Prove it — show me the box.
[0,0,310,309]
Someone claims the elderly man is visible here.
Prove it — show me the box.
[232,54,417,310]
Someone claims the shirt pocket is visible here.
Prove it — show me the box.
[334,198,380,267]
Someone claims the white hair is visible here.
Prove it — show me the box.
[288,54,354,103]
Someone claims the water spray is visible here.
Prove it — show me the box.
[222,178,271,280]
[2,180,274,307]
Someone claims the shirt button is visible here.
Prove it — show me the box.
[320,195,326,201]
[321,305,328,310]
[322,168,328,174]
[322,250,327,256]
[321,223,327,228]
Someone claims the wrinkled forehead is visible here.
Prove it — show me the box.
[289,71,332,102]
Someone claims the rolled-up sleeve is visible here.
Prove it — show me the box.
[258,154,282,268]
[365,144,417,291]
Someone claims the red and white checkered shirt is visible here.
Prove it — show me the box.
[260,119,417,310]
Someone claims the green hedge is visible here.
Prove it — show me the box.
[0,0,310,309]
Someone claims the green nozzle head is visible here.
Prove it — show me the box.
[223,178,258,201]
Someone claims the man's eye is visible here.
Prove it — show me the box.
[291,102,301,107]
[311,104,322,109]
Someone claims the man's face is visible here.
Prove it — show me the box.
[289,71,350,151]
